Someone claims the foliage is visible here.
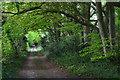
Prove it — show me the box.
[79,33,104,61]
[57,22,81,35]
[25,31,40,46]
[44,33,120,78]
[48,51,120,78]
[79,33,118,62]
[46,35,81,58]
[48,47,119,78]
[1,2,120,78]
[2,31,14,61]
[2,54,26,78]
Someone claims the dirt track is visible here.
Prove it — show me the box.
[19,52,78,78]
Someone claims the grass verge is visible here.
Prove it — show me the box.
[47,52,120,78]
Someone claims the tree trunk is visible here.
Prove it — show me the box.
[96,2,108,56]
[109,3,116,50]
[83,26,90,42]
[82,3,91,43]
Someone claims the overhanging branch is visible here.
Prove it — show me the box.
[2,2,45,15]
[2,3,98,30]
[45,10,98,30]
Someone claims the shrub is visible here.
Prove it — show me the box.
[46,35,82,57]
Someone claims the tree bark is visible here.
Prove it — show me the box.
[109,3,116,50]
[82,3,91,43]
[96,2,108,56]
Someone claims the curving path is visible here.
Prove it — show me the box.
[19,52,79,78]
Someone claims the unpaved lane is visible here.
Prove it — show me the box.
[19,52,78,78]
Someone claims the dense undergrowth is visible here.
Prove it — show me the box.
[49,53,119,78]
[43,35,120,78]
[2,54,27,78]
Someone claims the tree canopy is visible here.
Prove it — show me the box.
[1,2,120,78]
